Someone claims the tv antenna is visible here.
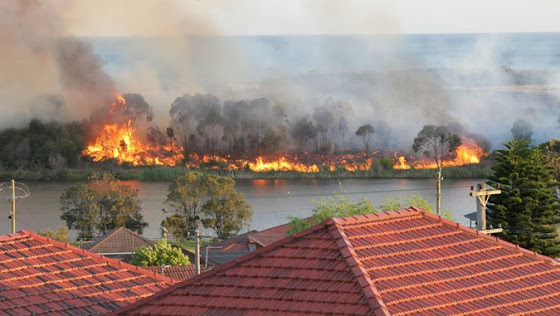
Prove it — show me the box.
[0,180,31,234]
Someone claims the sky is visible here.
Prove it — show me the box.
[58,0,560,36]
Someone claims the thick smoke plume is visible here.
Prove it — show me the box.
[0,1,116,126]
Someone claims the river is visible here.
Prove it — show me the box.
[1,178,483,239]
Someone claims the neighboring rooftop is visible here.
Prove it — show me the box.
[0,230,174,315]
[117,207,560,315]
[143,265,197,280]
[203,230,257,252]
[79,227,155,255]
[200,230,257,266]
[248,222,291,247]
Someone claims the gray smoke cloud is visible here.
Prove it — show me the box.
[0,1,116,126]
[1,1,558,152]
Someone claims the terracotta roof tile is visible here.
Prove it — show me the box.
[143,265,196,280]
[248,222,292,247]
[0,230,174,315]
[116,208,560,315]
[79,227,155,254]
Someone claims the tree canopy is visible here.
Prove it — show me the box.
[288,193,447,235]
[202,176,252,239]
[488,140,560,257]
[37,227,70,243]
[355,124,375,156]
[379,194,454,220]
[288,193,377,235]
[290,117,317,152]
[412,125,462,168]
[163,172,253,239]
[131,239,190,267]
[60,173,147,240]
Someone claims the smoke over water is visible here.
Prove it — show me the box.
[1,1,559,152]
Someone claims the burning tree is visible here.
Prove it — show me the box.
[84,93,183,166]
[413,125,462,168]
[412,125,461,215]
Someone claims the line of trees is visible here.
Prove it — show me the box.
[59,171,253,241]
[170,94,385,156]
[0,119,87,171]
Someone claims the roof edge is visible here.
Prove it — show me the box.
[421,212,560,265]
[327,219,391,316]
[113,221,334,315]
[11,230,175,284]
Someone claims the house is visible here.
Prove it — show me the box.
[200,230,257,266]
[247,221,292,250]
[0,230,174,315]
[143,265,197,280]
[79,227,155,261]
[117,207,560,315]
[200,223,293,266]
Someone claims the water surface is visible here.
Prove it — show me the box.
[0,178,482,239]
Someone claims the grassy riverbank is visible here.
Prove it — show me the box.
[0,161,493,181]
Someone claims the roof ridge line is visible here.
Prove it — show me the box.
[112,221,334,315]
[335,207,423,226]
[421,212,560,265]
[328,218,391,316]
[11,230,175,285]
[87,227,123,251]
[88,227,155,252]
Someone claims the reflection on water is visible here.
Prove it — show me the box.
[2,178,483,240]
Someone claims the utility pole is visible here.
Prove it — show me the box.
[470,183,502,234]
[185,229,212,275]
[194,230,200,275]
[1,180,30,234]
[437,167,442,216]
[10,180,15,234]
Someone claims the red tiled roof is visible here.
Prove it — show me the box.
[248,222,291,247]
[0,230,174,315]
[143,265,197,280]
[116,208,560,315]
[80,227,155,254]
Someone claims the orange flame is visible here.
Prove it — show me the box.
[393,138,486,170]
[394,155,411,170]
[83,94,183,166]
[183,154,373,173]
[248,156,320,173]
